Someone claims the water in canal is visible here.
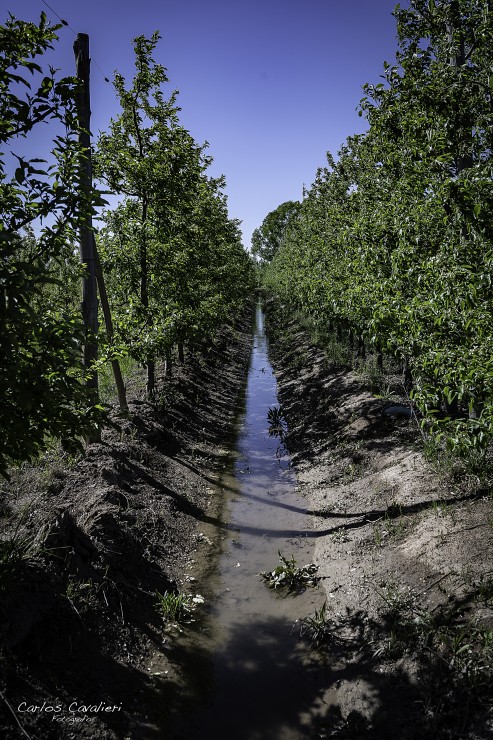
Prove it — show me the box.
[174,305,333,740]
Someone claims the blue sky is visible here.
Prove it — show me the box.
[6,0,401,249]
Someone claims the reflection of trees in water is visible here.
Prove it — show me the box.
[267,405,288,460]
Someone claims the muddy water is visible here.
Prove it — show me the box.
[176,305,333,740]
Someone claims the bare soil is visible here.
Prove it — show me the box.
[265,301,493,739]
[0,313,252,740]
[2,298,493,740]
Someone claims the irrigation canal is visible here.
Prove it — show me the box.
[171,305,334,739]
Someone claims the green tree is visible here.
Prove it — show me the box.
[96,33,255,391]
[0,13,104,476]
[251,200,301,263]
[264,0,493,453]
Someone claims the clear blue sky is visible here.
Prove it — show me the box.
[6,0,402,250]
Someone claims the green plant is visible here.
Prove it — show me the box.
[299,601,333,647]
[373,579,493,694]
[0,512,37,592]
[260,0,493,456]
[98,353,138,404]
[0,14,106,476]
[259,551,319,592]
[155,590,204,625]
[373,523,384,547]
[341,462,363,484]
[95,33,255,397]
[331,526,349,544]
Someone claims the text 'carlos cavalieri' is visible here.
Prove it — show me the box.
[18,701,123,723]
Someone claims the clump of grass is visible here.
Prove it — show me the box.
[299,601,333,647]
[371,581,493,693]
[98,354,140,404]
[259,551,319,592]
[156,590,204,626]
[0,526,37,592]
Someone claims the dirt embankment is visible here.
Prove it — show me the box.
[265,300,493,740]
[0,311,253,740]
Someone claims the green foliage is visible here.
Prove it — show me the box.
[251,200,301,263]
[94,33,255,378]
[0,14,104,476]
[0,522,36,592]
[155,590,204,625]
[299,601,333,647]
[262,0,493,455]
[0,19,253,474]
[259,550,319,592]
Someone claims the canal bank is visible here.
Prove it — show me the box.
[263,300,493,740]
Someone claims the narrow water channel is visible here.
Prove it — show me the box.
[177,304,333,740]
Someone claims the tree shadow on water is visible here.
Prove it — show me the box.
[162,611,434,740]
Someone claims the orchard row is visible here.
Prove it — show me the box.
[260,0,493,454]
[0,15,255,475]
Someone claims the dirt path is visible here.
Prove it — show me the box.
[265,302,493,740]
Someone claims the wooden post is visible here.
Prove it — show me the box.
[74,33,99,409]
[92,235,128,413]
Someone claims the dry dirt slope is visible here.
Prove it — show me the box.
[0,313,253,740]
[266,301,493,740]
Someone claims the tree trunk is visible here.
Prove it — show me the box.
[92,235,128,412]
[165,348,172,377]
[138,195,155,397]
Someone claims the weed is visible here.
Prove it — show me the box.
[356,358,387,395]
[299,601,333,647]
[0,508,38,592]
[156,590,204,625]
[259,551,319,592]
[0,530,37,592]
[99,354,139,404]
[65,578,96,602]
[432,499,446,517]
[323,338,353,368]
[382,510,407,539]
[372,580,493,695]
[288,352,309,373]
[158,384,177,412]
[372,509,407,547]
[373,523,384,547]
[474,574,493,606]
[341,462,363,484]
[331,526,349,544]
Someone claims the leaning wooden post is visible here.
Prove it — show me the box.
[74,33,100,438]
[92,234,129,413]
